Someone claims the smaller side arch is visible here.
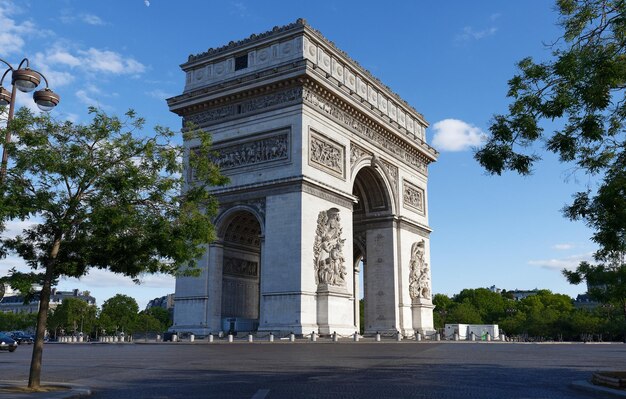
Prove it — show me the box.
[214,204,266,241]
[350,157,397,215]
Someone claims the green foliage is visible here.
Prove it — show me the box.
[0,107,226,387]
[0,108,227,287]
[433,288,618,340]
[47,298,97,337]
[446,302,483,325]
[0,311,37,331]
[454,288,507,323]
[135,312,165,334]
[475,0,626,316]
[144,307,172,329]
[433,293,453,328]
[99,294,139,334]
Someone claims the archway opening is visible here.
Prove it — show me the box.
[352,165,393,334]
[220,210,262,335]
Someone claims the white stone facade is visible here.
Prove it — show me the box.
[168,19,438,336]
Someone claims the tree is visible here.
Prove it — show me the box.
[99,294,139,335]
[0,311,36,331]
[0,108,227,388]
[475,0,626,320]
[446,302,483,325]
[144,306,172,330]
[135,312,165,335]
[453,288,507,323]
[48,297,97,338]
[433,293,454,329]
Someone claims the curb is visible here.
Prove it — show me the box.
[571,380,626,398]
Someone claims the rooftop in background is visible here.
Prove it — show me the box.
[0,288,96,314]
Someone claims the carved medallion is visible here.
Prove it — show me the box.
[313,208,347,287]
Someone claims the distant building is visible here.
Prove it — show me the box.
[509,289,539,301]
[574,293,600,310]
[488,285,502,294]
[146,294,175,311]
[0,288,96,314]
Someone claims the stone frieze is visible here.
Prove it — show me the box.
[403,180,425,214]
[309,131,344,178]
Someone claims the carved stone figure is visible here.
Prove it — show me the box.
[309,134,344,176]
[212,133,289,170]
[409,240,431,300]
[403,181,424,213]
[313,208,347,287]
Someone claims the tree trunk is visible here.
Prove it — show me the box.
[28,237,61,389]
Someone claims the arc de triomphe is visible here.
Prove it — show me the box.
[167,19,438,336]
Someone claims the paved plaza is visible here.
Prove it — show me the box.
[0,341,624,398]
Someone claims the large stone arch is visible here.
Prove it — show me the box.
[168,20,438,337]
[215,207,263,334]
[351,165,400,334]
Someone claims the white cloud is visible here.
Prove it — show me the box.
[0,1,36,56]
[61,268,174,289]
[528,253,594,271]
[79,48,145,75]
[231,2,248,16]
[75,88,100,107]
[457,26,498,42]
[0,32,25,56]
[14,89,42,113]
[81,14,104,26]
[75,84,114,110]
[62,112,80,123]
[44,49,81,68]
[2,217,42,239]
[552,243,574,251]
[431,118,487,151]
[144,0,151,7]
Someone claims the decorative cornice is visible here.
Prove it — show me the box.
[302,81,435,174]
[169,76,303,118]
[179,18,429,131]
[178,78,436,173]
[186,19,307,64]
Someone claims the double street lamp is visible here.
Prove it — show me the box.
[0,58,60,182]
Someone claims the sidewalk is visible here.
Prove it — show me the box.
[0,381,91,398]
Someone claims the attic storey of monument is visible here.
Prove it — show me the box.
[167,18,438,336]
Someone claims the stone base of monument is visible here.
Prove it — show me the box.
[411,298,435,336]
[317,284,356,335]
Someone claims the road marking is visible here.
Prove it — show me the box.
[251,388,270,399]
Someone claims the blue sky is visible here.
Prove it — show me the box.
[0,0,596,308]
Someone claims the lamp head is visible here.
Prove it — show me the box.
[12,68,41,93]
[33,88,60,112]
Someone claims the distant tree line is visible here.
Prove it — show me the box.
[1,293,172,338]
[0,311,37,332]
[434,288,625,341]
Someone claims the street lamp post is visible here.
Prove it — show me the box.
[0,58,60,183]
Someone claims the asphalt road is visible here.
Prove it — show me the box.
[0,340,624,398]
